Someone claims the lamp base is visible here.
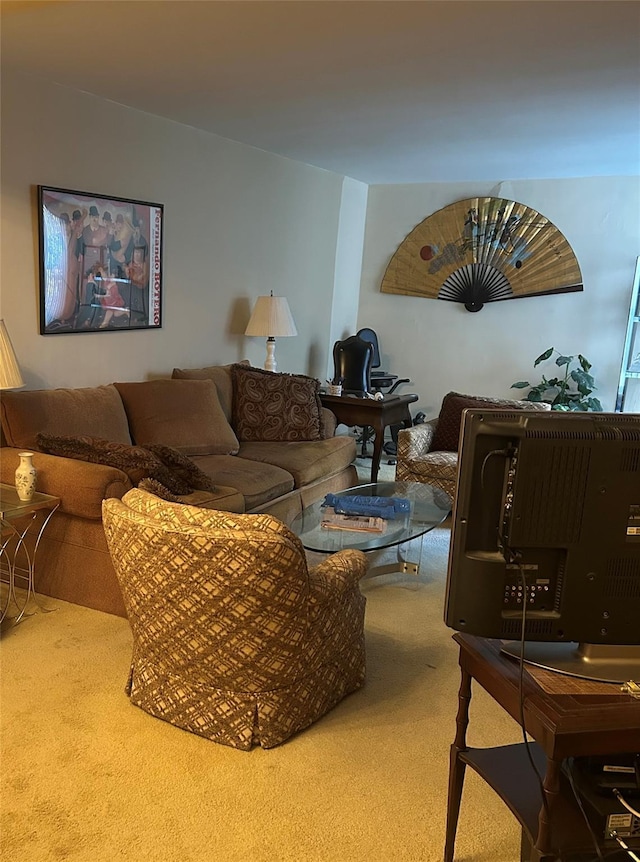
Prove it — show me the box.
[264,337,277,373]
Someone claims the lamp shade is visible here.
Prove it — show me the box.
[245,295,297,338]
[0,319,25,390]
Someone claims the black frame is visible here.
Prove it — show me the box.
[38,185,163,334]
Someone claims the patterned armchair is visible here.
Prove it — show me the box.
[102,488,368,750]
[396,392,550,502]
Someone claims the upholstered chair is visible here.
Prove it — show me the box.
[396,392,551,502]
[102,488,368,750]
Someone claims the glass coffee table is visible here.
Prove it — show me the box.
[291,481,451,579]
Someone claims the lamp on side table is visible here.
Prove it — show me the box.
[245,292,297,372]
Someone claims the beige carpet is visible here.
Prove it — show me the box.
[0,515,525,862]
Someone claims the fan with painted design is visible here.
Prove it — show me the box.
[380,197,582,312]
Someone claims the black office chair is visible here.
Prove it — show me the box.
[356,328,409,395]
[355,327,414,461]
[332,335,374,395]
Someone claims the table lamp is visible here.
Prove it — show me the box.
[244,292,297,373]
[0,319,25,390]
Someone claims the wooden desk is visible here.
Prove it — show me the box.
[445,634,640,862]
[320,392,418,483]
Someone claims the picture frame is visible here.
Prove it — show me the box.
[38,186,164,334]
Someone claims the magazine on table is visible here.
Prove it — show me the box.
[320,508,387,533]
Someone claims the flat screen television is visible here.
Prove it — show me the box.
[444,409,640,683]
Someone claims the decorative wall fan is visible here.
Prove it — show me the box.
[380,197,582,312]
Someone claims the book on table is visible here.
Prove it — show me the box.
[320,508,387,533]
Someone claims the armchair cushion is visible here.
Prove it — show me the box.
[231,364,325,443]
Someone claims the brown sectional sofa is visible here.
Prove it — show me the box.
[0,363,357,617]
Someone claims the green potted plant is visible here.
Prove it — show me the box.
[511,347,603,411]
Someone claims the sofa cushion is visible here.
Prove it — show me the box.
[137,479,245,513]
[114,379,239,456]
[35,433,217,496]
[172,360,250,422]
[238,436,356,489]
[430,392,546,453]
[1,384,132,450]
[190,454,295,511]
[231,364,324,442]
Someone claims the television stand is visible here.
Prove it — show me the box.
[445,634,640,862]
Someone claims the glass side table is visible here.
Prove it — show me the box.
[0,483,60,626]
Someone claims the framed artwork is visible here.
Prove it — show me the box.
[38,186,164,334]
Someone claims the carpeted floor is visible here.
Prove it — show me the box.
[353,453,397,484]
[0,510,525,862]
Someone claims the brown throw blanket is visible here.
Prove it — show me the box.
[36,434,217,499]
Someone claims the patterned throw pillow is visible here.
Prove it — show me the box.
[430,392,533,453]
[35,434,215,496]
[231,364,325,442]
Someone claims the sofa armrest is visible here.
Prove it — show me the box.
[1,447,132,519]
[397,419,438,461]
[321,407,337,438]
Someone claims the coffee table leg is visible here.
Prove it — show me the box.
[364,534,423,584]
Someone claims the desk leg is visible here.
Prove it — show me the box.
[369,417,385,483]
[444,666,472,862]
[369,406,413,483]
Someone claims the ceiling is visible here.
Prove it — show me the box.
[2,0,639,184]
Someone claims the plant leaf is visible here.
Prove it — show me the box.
[534,347,554,366]
[572,369,595,391]
[555,354,573,367]
[511,381,529,389]
[587,396,604,411]
[578,354,592,372]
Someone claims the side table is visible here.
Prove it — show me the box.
[320,392,418,483]
[445,634,640,862]
[0,483,60,626]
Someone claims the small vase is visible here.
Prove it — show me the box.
[15,452,37,502]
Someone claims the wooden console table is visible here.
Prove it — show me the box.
[320,392,418,483]
[446,634,640,862]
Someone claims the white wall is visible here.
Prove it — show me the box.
[327,176,369,382]
[0,71,356,389]
[359,178,640,415]
[2,71,638,416]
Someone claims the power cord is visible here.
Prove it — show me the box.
[478,447,558,852]
[564,758,605,862]
[480,444,637,862]
[612,788,640,819]
[610,834,640,862]
[513,559,554,837]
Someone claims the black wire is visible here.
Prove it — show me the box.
[482,445,612,860]
[565,757,605,861]
[477,447,556,847]
[514,561,553,828]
